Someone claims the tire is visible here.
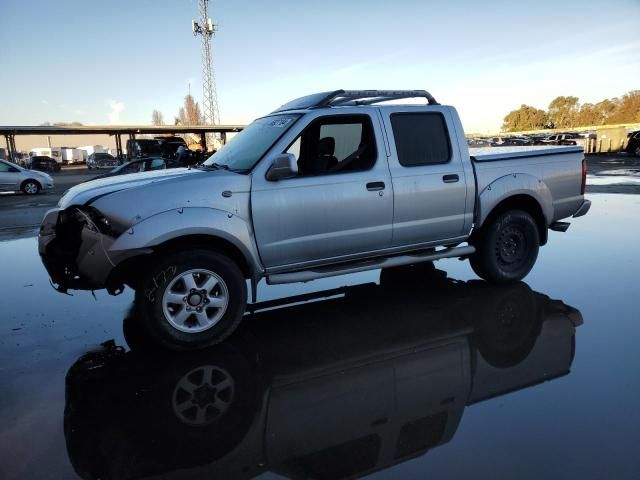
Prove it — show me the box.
[137,250,247,351]
[469,209,539,283]
[21,179,41,195]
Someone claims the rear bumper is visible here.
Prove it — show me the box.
[572,199,591,218]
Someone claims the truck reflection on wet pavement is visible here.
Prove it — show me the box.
[1,193,639,479]
[64,266,581,480]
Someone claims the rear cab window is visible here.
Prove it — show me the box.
[390,113,451,166]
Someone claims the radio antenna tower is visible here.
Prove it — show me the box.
[192,0,219,126]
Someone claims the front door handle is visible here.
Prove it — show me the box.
[443,174,459,183]
[366,181,386,191]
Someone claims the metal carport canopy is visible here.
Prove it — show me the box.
[0,125,245,135]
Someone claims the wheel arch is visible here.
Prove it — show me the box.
[113,234,256,289]
[476,193,549,246]
[476,174,552,245]
[21,177,42,190]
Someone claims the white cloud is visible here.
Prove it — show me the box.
[108,100,124,124]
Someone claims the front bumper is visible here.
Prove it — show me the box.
[572,199,591,218]
[39,208,119,293]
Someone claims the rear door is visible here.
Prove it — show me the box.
[381,107,468,247]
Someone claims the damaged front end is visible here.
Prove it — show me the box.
[39,206,126,295]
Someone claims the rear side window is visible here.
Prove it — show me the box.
[391,113,451,166]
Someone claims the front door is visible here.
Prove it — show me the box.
[251,112,393,269]
[0,161,19,191]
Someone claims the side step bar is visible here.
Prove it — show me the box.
[267,245,475,285]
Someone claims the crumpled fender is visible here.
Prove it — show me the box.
[476,173,553,228]
[108,207,263,277]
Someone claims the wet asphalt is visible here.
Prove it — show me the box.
[0,191,639,479]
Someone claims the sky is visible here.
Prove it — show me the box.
[0,0,639,133]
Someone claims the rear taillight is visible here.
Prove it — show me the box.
[581,159,587,195]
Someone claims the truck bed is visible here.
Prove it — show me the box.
[469,145,583,162]
[469,145,585,223]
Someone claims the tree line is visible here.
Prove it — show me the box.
[502,90,640,132]
[151,94,203,126]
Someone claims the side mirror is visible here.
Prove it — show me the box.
[266,153,298,181]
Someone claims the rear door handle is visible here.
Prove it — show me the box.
[366,181,386,191]
[442,174,459,183]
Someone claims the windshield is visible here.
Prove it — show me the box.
[203,114,301,171]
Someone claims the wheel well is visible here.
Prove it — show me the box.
[112,234,253,290]
[479,195,548,245]
[21,178,41,189]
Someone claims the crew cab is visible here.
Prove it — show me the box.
[38,89,591,350]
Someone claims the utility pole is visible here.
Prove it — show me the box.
[192,0,220,128]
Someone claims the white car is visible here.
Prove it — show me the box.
[0,159,54,195]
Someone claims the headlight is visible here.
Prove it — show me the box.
[73,207,124,237]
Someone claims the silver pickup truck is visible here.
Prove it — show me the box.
[39,90,591,350]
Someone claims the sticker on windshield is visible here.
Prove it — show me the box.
[269,118,293,128]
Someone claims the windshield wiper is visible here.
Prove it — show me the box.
[196,163,230,171]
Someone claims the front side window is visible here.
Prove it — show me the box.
[391,112,451,167]
[285,114,376,176]
[204,114,301,171]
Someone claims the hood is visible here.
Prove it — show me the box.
[61,167,252,231]
[27,168,53,180]
[59,168,201,208]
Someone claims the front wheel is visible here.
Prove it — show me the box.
[21,180,41,195]
[137,250,247,350]
[470,209,539,283]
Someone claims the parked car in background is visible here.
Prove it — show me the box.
[156,136,188,158]
[625,130,640,157]
[27,156,61,172]
[0,159,54,194]
[126,139,164,160]
[31,147,63,164]
[467,137,492,147]
[530,134,550,145]
[87,152,120,169]
[490,136,531,146]
[126,137,190,160]
[92,157,184,179]
[540,133,578,146]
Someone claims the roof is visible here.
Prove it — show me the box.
[0,124,246,136]
[272,89,439,113]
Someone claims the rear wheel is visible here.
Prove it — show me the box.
[137,250,247,350]
[21,180,41,195]
[470,209,539,283]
